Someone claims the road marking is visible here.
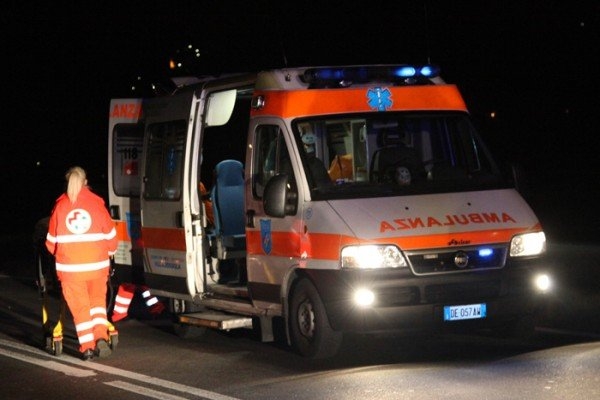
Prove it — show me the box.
[0,346,96,377]
[105,380,191,400]
[0,338,240,400]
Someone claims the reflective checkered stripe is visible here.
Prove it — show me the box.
[142,289,159,306]
[90,307,109,328]
[111,283,136,322]
[75,320,95,348]
[54,259,111,273]
[141,285,165,315]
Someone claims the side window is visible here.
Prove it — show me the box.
[452,117,483,172]
[143,120,186,200]
[200,93,250,189]
[112,123,144,197]
[253,125,291,198]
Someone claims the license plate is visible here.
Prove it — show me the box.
[444,303,487,321]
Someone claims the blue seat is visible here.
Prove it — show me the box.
[210,160,246,260]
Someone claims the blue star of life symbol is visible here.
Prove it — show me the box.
[260,219,272,255]
[367,87,393,111]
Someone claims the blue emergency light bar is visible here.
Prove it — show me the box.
[302,64,440,88]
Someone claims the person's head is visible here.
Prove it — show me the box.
[302,132,316,156]
[395,165,412,186]
[65,166,87,203]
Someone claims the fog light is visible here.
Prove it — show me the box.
[534,274,552,292]
[354,288,375,307]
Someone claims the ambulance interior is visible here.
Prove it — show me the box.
[293,112,506,199]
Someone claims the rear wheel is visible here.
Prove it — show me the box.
[173,323,207,339]
[169,298,207,339]
[289,278,342,359]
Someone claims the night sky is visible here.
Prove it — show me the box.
[3,1,598,242]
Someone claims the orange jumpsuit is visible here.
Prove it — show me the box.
[199,182,214,226]
[45,186,118,353]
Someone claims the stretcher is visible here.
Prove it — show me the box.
[36,246,118,356]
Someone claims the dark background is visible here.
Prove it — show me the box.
[2,1,598,244]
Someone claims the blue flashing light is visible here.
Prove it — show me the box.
[315,68,344,80]
[478,248,494,257]
[303,64,440,87]
[420,65,434,77]
[394,66,417,78]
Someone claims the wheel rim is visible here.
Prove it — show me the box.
[171,298,184,314]
[297,298,315,338]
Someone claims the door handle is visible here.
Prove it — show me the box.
[246,209,255,228]
[175,211,184,228]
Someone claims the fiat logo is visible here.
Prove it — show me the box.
[454,251,469,268]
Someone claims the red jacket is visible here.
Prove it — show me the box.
[46,186,118,282]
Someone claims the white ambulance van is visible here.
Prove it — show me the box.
[107,65,551,359]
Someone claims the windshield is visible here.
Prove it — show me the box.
[292,112,507,200]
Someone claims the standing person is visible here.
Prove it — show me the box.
[45,166,118,360]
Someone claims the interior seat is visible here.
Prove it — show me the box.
[210,159,246,260]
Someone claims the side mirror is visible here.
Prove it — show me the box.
[263,174,297,217]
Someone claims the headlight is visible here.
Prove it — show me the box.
[341,245,408,269]
[510,231,546,257]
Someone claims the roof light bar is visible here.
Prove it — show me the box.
[419,65,436,77]
[303,64,440,87]
[394,66,417,77]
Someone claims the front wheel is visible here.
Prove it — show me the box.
[497,314,537,339]
[289,278,343,359]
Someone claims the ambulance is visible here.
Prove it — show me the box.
[107,65,551,359]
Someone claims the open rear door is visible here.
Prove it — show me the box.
[140,91,198,299]
[140,75,255,301]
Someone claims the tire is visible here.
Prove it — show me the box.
[289,278,343,359]
[173,323,207,339]
[499,314,537,339]
[44,336,53,354]
[47,337,62,356]
[109,333,118,350]
[169,298,207,339]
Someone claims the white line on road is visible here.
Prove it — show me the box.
[0,346,96,377]
[0,338,240,400]
[105,380,192,400]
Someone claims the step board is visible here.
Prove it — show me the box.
[179,312,253,331]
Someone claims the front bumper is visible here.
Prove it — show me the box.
[307,258,549,333]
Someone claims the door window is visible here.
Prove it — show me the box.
[252,125,292,198]
[112,123,144,197]
[143,120,187,200]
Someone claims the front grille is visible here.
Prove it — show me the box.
[405,244,508,275]
[375,286,420,306]
[424,280,502,303]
